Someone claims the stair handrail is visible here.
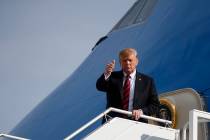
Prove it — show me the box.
[0,133,30,140]
[64,107,172,140]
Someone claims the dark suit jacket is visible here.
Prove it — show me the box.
[96,70,159,118]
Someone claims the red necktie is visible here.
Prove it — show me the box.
[122,75,130,111]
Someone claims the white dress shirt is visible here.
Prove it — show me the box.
[104,70,136,111]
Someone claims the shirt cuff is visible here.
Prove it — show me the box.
[104,73,111,81]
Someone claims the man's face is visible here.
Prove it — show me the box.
[120,53,138,75]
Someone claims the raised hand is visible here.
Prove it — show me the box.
[104,60,115,77]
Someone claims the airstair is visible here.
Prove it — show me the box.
[64,107,178,140]
[2,108,210,139]
[64,107,210,140]
[84,117,178,140]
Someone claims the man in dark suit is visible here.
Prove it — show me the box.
[96,48,159,122]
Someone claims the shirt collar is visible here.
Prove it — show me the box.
[123,70,136,79]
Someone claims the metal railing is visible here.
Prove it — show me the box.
[64,107,172,140]
[0,133,30,140]
[189,109,210,140]
[182,118,210,140]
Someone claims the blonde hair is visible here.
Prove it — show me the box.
[119,48,138,60]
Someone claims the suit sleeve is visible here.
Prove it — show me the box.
[96,74,109,92]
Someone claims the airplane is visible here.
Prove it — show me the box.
[3,0,210,139]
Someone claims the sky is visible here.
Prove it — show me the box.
[0,0,136,133]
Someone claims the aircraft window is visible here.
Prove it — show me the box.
[111,0,158,31]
